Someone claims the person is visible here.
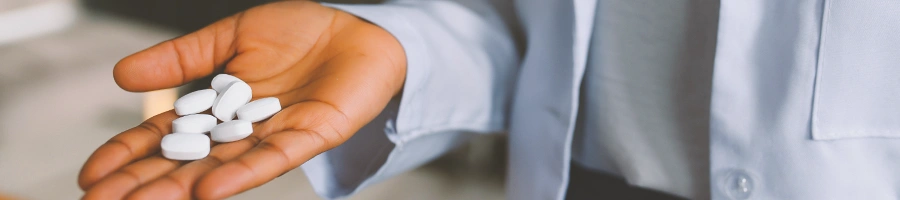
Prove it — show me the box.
[77,0,900,199]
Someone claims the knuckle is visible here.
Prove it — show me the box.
[300,128,338,151]
[159,174,190,194]
[104,139,136,158]
[257,142,293,167]
[118,169,144,185]
[201,155,225,168]
[136,121,166,138]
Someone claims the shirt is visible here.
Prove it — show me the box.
[572,0,718,198]
[312,1,900,199]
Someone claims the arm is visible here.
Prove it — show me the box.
[77,0,519,199]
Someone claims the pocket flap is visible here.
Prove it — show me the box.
[812,0,900,140]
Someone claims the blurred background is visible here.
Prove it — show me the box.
[0,0,505,199]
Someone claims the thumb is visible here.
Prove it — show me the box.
[113,14,240,92]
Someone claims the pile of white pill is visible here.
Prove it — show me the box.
[161,74,282,160]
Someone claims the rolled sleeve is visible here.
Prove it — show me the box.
[302,1,519,198]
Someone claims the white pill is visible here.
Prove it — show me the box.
[212,81,252,122]
[210,120,253,142]
[161,133,210,160]
[172,114,217,134]
[211,74,243,93]
[174,89,217,116]
[237,97,282,123]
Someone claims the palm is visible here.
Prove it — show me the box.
[78,1,405,199]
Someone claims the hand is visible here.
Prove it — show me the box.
[78,1,406,199]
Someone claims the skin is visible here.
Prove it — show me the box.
[77,1,406,199]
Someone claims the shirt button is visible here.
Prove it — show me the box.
[722,169,754,199]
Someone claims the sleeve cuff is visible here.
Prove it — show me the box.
[302,2,516,199]
[302,3,435,199]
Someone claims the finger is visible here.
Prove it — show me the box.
[82,156,180,200]
[79,111,178,190]
[125,137,258,200]
[113,14,240,92]
[187,101,341,199]
[194,130,329,199]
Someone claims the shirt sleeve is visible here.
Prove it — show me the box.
[299,0,520,199]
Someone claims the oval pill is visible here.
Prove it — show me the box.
[211,120,253,142]
[172,114,217,134]
[211,74,243,93]
[237,97,281,123]
[161,133,210,160]
[212,81,252,122]
[174,89,217,116]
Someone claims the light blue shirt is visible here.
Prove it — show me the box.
[306,0,900,199]
[573,0,717,198]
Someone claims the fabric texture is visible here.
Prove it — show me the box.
[572,0,718,198]
[310,0,900,199]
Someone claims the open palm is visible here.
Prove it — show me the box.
[78,1,406,199]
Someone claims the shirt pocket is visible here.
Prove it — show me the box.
[811,0,900,140]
